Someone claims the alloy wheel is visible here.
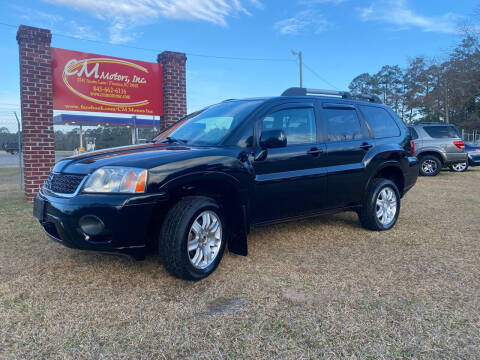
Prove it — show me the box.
[451,162,467,172]
[422,159,438,174]
[187,210,222,269]
[375,186,397,226]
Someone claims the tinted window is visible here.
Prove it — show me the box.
[168,100,262,145]
[323,108,363,142]
[423,125,460,138]
[261,108,316,146]
[360,106,400,138]
[409,127,419,140]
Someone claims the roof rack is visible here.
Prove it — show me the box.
[281,87,351,98]
[281,87,382,104]
[414,122,449,125]
[351,93,382,104]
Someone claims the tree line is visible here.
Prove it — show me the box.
[54,127,159,150]
[348,34,480,130]
[1,126,159,152]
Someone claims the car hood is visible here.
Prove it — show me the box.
[53,143,216,174]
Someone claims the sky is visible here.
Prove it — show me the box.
[0,0,478,130]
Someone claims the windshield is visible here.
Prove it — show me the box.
[154,110,204,141]
[161,100,262,146]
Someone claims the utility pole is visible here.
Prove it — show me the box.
[79,125,83,149]
[291,50,303,87]
[132,116,138,144]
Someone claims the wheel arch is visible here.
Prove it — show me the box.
[417,150,445,165]
[373,165,405,196]
[155,172,250,256]
[365,161,405,198]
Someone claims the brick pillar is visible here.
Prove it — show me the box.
[17,25,55,201]
[157,51,187,129]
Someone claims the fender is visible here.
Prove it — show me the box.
[362,142,407,195]
[416,147,446,163]
[155,169,251,257]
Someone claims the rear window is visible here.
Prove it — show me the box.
[409,127,419,140]
[423,125,460,138]
[360,106,400,138]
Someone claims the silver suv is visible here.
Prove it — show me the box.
[409,123,467,176]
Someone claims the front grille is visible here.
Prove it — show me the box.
[44,172,85,194]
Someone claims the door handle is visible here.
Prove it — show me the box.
[360,142,373,150]
[307,147,324,156]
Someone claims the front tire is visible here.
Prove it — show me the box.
[159,196,226,280]
[358,179,401,231]
[419,155,441,176]
[449,162,468,172]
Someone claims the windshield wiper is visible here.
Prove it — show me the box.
[157,137,188,144]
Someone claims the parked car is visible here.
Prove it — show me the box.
[466,143,480,166]
[408,123,467,176]
[34,87,419,280]
[456,143,480,171]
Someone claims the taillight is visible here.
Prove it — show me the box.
[453,140,465,150]
[476,149,480,153]
[410,140,415,156]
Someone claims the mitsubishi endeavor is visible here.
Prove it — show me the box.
[34,88,419,280]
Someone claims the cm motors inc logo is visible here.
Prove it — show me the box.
[62,57,150,107]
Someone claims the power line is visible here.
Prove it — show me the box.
[302,62,341,91]
[1,20,341,90]
[0,21,295,62]
[0,22,16,29]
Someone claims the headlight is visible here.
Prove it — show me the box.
[83,167,147,193]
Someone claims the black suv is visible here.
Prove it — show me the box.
[34,88,419,280]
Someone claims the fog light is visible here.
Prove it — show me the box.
[79,215,105,236]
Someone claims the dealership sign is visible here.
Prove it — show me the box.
[51,48,163,115]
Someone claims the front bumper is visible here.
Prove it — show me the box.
[468,153,480,166]
[34,190,168,259]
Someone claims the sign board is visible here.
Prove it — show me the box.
[51,48,163,115]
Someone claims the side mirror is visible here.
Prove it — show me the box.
[260,129,287,149]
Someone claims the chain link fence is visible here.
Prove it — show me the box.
[461,129,480,145]
[0,111,23,191]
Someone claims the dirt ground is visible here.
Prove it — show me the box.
[0,167,479,359]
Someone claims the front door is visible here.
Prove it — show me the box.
[251,104,327,222]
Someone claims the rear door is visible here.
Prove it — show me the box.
[251,103,327,222]
[319,102,372,208]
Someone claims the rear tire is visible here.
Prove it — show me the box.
[419,155,441,176]
[358,178,401,231]
[158,196,226,281]
[449,162,468,172]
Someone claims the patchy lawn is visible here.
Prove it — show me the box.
[0,168,479,359]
